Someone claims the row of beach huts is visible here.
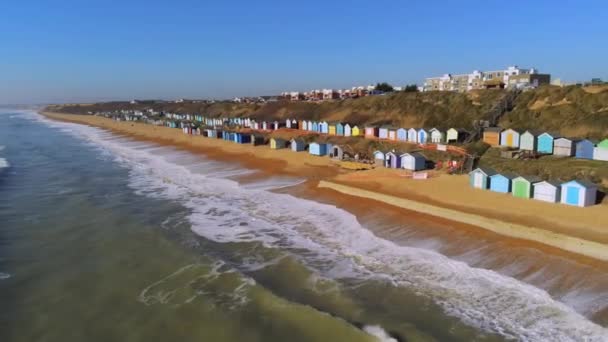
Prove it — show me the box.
[469,167,598,207]
[482,128,608,161]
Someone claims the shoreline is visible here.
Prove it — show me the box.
[39,111,608,262]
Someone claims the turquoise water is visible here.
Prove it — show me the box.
[0,110,606,341]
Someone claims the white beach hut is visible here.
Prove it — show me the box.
[532,180,561,203]
[400,152,426,171]
[429,128,444,144]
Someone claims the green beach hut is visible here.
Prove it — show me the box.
[512,176,542,199]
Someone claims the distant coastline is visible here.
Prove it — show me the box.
[40,111,608,262]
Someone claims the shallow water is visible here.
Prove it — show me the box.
[0,110,607,341]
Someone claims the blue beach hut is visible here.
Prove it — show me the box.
[234,132,251,144]
[336,123,345,136]
[469,167,497,189]
[312,122,319,132]
[489,173,515,193]
[560,180,598,207]
[320,122,329,134]
[309,142,328,156]
[385,151,402,168]
[397,128,407,141]
[575,139,595,159]
[291,138,306,152]
[537,132,559,154]
[417,129,428,144]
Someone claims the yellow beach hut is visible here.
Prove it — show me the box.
[270,138,287,150]
[351,126,361,137]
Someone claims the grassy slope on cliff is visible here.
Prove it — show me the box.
[500,85,608,139]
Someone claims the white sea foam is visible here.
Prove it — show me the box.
[0,272,10,280]
[364,325,398,342]
[33,111,608,341]
[0,158,8,169]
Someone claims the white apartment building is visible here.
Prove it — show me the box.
[424,66,550,92]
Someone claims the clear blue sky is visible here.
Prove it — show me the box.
[1,0,607,104]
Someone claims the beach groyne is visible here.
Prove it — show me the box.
[318,180,608,262]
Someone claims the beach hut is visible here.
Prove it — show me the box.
[270,138,287,150]
[331,145,344,160]
[553,137,575,157]
[379,126,389,140]
[301,121,308,131]
[407,128,417,143]
[489,173,515,193]
[575,139,595,159]
[483,127,502,146]
[234,132,251,144]
[365,126,379,139]
[388,129,397,141]
[251,134,268,146]
[373,150,386,166]
[328,123,337,135]
[560,180,598,207]
[307,121,314,132]
[385,151,402,168]
[291,138,306,152]
[309,142,328,156]
[344,124,352,137]
[290,119,299,129]
[469,167,497,189]
[446,128,468,143]
[593,139,608,161]
[519,131,538,151]
[512,176,541,199]
[308,121,316,132]
[500,129,520,148]
[400,152,426,171]
[272,121,279,130]
[417,129,428,144]
[336,123,345,136]
[397,128,407,141]
[351,126,361,137]
[430,128,445,144]
[285,119,292,128]
[320,122,329,134]
[533,180,562,203]
[537,132,558,154]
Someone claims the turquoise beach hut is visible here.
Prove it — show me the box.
[537,132,559,154]
[469,167,497,189]
[489,173,515,193]
[312,121,319,132]
[336,123,345,136]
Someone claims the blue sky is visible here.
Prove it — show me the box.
[1,0,607,104]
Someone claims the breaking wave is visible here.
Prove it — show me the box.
[34,112,608,341]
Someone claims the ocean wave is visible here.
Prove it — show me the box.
[0,157,9,169]
[35,112,608,341]
[0,272,11,280]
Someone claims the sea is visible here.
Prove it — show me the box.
[0,109,607,342]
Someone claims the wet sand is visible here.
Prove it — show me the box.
[40,112,608,263]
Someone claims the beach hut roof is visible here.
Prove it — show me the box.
[291,138,305,144]
[555,137,573,142]
[484,127,503,132]
[514,175,542,183]
[522,129,542,136]
[563,179,598,189]
[401,152,425,159]
[490,172,517,179]
[534,180,561,188]
[470,167,497,177]
[539,132,561,139]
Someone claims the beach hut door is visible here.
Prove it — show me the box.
[506,133,513,146]
[566,187,579,205]
[474,173,483,188]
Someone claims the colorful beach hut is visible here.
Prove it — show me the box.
[320,122,329,134]
[407,128,417,143]
[417,129,428,144]
[483,127,502,146]
[270,138,287,150]
[512,176,541,199]
[446,128,468,143]
[379,126,389,140]
[553,137,575,157]
[385,151,402,168]
[519,131,538,151]
[351,126,361,137]
[537,132,558,154]
[336,123,345,136]
[489,173,515,193]
[400,152,426,171]
[234,132,251,144]
[469,167,497,189]
[373,150,385,166]
[500,129,520,148]
[328,123,337,135]
[331,145,344,160]
[397,128,407,141]
[344,124,352,137]
[593,139,608,161]
[575,139,595,159]
[309,142,328,156]
[388,129,397,141]
[291,139,306,152]
[365,126,379,139]
[307,121,314,132]
[560,180,597,207]
[533,180,561,203]
[430,128,445,144]
[251,134,268,146]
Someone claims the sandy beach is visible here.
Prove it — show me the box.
[41,111,608,262]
